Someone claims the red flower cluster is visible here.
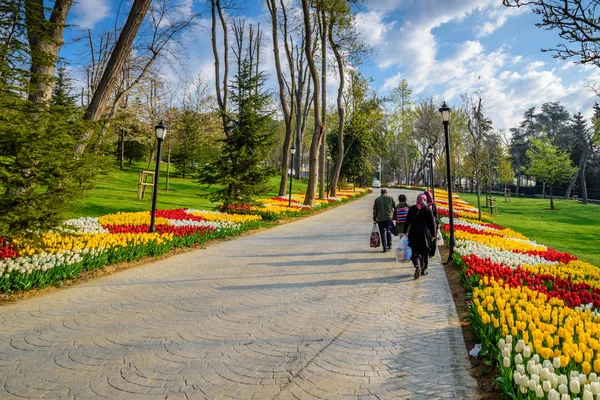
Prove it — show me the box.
[155,209,207,222]
[104,224,215,237]
[0,238,18,260]
[463,254,600,308]
[446,224,504,238]
[516,248,577,264]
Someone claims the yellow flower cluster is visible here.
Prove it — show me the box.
[454,229,546,252]
[187,211,261,223]
[523,259,600,290]
[18,231,172,255]
[474,280,600,373]
[98,212,171,226]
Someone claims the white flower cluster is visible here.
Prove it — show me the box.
[59,217,108,234]
[0,248,102,277]
[575,303,600,319]
[500,335,600,400]
[185,209,224,216]
[167,218,240,230]
[440,217,502,231]
[455,239,557,269]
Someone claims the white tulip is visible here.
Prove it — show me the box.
[506,335,513,344]
[549,389,560,400]
[520,385,528,394]
[518,364,526,375]
[591,382,600,395]
[559,384,569,394]
[515,354,523,365]
[560,375,569,385]
[529,378,538,391]
[533,354,540,363]
[590,373,598,383]
[535,385,544,398]
[560,393,571,400]
[531,374,540,384]
[543,380,552,392]
[498,338,506,348]
[523,346,532,358]
[516,339,525,353]
[581,374,588,386]
[583,390,594,400]
[514,371,522,384]
[571,378,582,395]
[521,376,531,387]
[503,356,511,368]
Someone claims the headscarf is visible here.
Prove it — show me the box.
[423,191,434,206]
[416,194,428,210]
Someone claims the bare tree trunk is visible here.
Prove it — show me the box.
[328,19,344,198]
[318,8,327,200]
[580,163,588,204]
[565,145,589,200]
[476,181,481,221]
[549,185,554,210]
[266,0,294,197]
[25,0,73,103]
[211,0,229,136]
[76,0,152,153]
[119,127,125,170]
[301,0,321,207]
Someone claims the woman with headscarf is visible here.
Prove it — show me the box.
[423,191,439,257]
[403,193,436,279]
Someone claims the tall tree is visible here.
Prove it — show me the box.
[564,110,597,202]
[76,0,153,153]
[524,135,577,210]
[24,0,73,103]
[301,0,323,207]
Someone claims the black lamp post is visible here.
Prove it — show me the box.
[149,120,167,233]
[428,144,435,202]
[439,101,454,261]
[326,153,331,198]
[288,145,296,207]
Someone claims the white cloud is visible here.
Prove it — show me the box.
[355,11,393,48]
[72,0,110,30]
[474,5,523,38]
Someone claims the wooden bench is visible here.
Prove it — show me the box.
[137,171,155,200]
[487,196,498,215]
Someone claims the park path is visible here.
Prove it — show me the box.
[0,189,479,400]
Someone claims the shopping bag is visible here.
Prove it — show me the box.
[370,224,381,248]
[389,220,397,236]
[396,236,412,263]
[436,230,444,246]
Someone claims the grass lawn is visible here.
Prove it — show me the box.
[458,192,600,267]
[70,162,308,218]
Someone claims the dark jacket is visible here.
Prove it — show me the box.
[403,205,436,253]
[373,194,396,222]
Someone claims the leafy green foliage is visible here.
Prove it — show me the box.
[0,96,100,237]
[523,135,577,190]
[198,61,277,207]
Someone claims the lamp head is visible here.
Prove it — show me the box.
[155,120,167,140]
[439,101,451,123]
[291,145,296,155]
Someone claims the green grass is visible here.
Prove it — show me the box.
[457,192,600,267]
[70,162,309,218]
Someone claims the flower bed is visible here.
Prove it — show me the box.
[439,189,600,399]
[0,189,369,294]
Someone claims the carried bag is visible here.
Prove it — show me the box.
[389,220,397,236]
[396,236,412,263]
[436,229,444,246]
[370,223,381,248]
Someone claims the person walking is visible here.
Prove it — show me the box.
[423,191,439,257]
[394,194,410,236]
[403,193,436,279]
[373,188,396,253]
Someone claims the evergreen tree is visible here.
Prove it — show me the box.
[198,61,276,207]
[52,63,77,109]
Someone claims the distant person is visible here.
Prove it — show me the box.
[423,191,439,257]
[394,194,410,236]
[373,188,396,252]
[403,193,436,279]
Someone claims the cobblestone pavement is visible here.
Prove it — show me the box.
[0,189,479,399]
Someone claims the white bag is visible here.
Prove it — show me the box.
[396,236,412,263]
[436,230,444,246]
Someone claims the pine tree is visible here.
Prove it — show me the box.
[198,61,276,207]
[52,63,77,109]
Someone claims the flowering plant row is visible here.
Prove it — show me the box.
[0,189,369,294]
[436,189,600,399]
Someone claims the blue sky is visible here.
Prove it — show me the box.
[60,0,600,130]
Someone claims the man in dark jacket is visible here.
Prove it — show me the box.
[373,188,396,252]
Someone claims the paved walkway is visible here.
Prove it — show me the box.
[0,189,478,400]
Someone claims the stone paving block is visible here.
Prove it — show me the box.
[0,190,479,399]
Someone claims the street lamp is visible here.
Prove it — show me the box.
[428,144,435,202]
[149,120,167,233]
[439,101,454,261]
[288,145,296,207]
[326,153,331,198]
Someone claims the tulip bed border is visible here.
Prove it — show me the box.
[440,190,600,400]
[0,189,370,296]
